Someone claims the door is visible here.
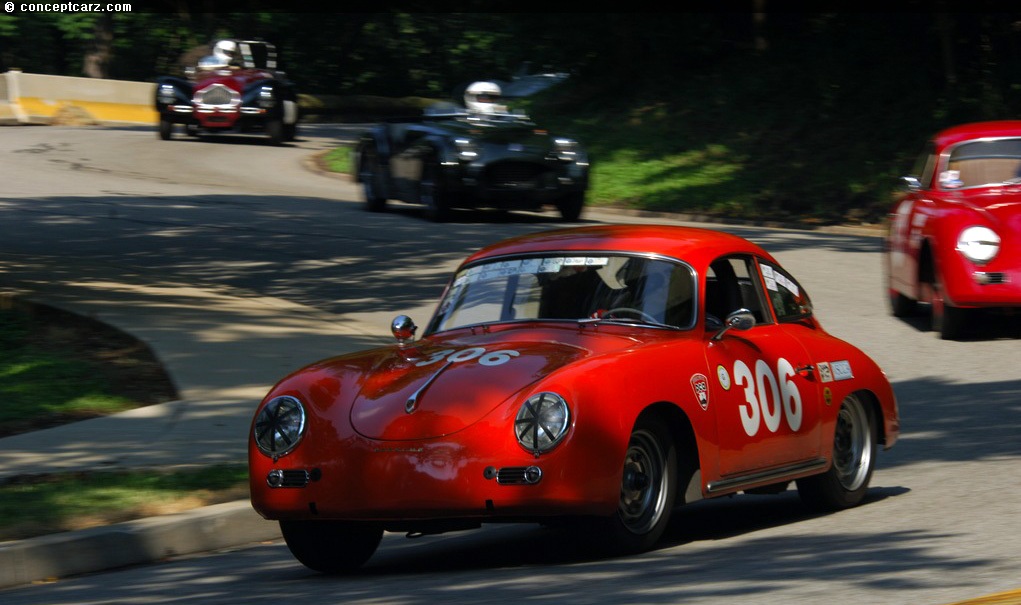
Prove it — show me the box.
[703,255,823,477]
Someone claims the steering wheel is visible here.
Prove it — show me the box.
[603,307,659,323]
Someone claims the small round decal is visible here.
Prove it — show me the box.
[824,387,833,406]
[716,364,731,391]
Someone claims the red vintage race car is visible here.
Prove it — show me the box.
[249,225,900,572]
[887,121,1021,339]
[154,39,299,145]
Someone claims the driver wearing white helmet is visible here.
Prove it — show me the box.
[464,81,509,115]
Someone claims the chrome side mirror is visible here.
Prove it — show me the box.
[900,175,922,192]
[712,308,755,341]
[391,315,417,346]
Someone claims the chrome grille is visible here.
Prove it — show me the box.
[197,84,236,106]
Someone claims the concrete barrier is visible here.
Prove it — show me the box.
[1,70,157,126]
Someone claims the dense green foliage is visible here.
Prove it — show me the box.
[6,11,1021,221]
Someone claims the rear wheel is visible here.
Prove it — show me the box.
[279,520,383,573]
[420,160,450,222]
[888,288,917,318]
[797,393,876,510]
[931,270,967,340]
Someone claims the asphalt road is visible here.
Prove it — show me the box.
[1,124,1019,605]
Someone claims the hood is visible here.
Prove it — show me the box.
[348,329,637,441]
[194,69,271,92]
[942,190,1021,232]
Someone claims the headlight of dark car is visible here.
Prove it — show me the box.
[258,86,276,108]
[553,137,581,162]
[253,395,307,458]
[957,226,1000,264]
[157,84,176,105]
[515,392,571,454]
[454,137,479,161]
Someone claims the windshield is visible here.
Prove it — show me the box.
[427,254,696,334]
[941,138,1021,189]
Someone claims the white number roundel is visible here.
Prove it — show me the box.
[735,357,803,436]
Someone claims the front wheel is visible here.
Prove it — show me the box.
[266,119,285,146]
[279,520,383,573]
[579,415,677,554]
[158,119,173,141]
[557,192,585,222]
[797,393,877,511]
[420,160,450,222]
[359,151,387,212]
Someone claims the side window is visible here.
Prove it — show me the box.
[705,255,768,327]
[758,260,813,322]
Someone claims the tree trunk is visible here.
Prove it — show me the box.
[82,14,113,78]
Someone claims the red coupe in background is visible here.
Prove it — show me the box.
[154,39,299,145]
[887,121,1021,339]
[249,225,899,573]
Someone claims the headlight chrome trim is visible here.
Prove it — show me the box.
[957,225,1000,264]
[515,391,571,455]
[253,395,307,459]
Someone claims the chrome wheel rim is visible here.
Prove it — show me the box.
[832,395,872,491]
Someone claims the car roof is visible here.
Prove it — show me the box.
[933,120,1021,151]
[463,225,774,269]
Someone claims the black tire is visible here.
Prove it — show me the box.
[888,288,917,318]
[284,122,297,142]
[580,414,677,554]
[931,270,967,340]
[279,520,383,574]
[266,119,285,146]
[420,159,450,222]
[158,119,173,141]
[359,150,387,212]
[557,191,585,222]
[797,393,877,511]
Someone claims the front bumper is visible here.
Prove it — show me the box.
[442,159,588,208]
[249,422,620,524]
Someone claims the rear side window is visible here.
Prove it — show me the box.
[758,260,812,322]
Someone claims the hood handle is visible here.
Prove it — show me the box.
[405,361,453,414]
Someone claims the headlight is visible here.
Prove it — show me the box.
[253,395,307,458]
[957,226,1000,264]
[258,86,276,108]
[454,137,478,161]
[515,392,571,454]
[553,137,580,162]
[157,84,176,105]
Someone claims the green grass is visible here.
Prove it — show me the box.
[320,146,353,174]
[0,466,249,541]
[0,307,137,428]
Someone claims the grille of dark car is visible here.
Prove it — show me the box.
[198,84,235,106]
[484,161,548,189]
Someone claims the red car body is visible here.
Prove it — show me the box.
[249,225,899,572]
[887,121,1021,339]
[154,40,299,145]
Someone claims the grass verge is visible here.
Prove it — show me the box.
[0,298,249,542]
[0,466,249,541]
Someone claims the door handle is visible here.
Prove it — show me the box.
[795,364,815,378]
